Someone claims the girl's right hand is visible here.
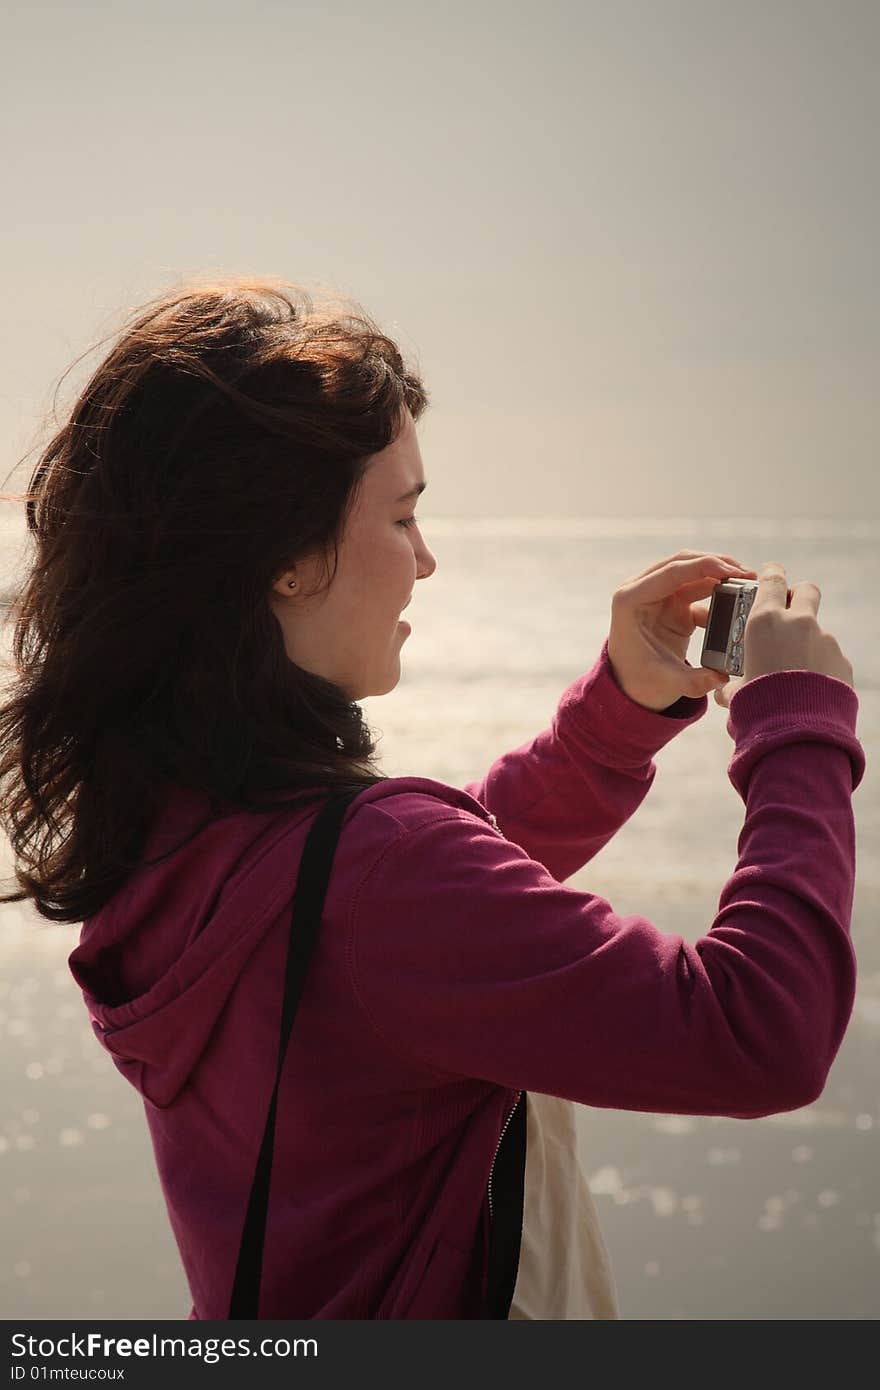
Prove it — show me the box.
[714,561,855,709]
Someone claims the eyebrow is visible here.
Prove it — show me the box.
[395,481,428,503]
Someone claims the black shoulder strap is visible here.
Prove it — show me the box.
[226,784,527,1320]
[227,787,363,1319]
[485,1090,528,1318]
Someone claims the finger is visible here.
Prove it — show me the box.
[787,580,821,616]
[617,556,754,606]
[678,575,740,600]
[748,561,790,618]
[661,578,730,615]
[634,550,755,580]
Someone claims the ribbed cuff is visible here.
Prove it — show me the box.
[727,670,865,793]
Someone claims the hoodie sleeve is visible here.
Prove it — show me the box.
[349,670,865,1119]
[463,637,711,882]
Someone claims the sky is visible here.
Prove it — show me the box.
[2,0,878,521]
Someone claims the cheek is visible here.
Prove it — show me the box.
[382,531,414,581]
[350,528,412,608]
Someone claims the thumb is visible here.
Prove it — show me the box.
[683,657,727,700]
[687,663,729,699]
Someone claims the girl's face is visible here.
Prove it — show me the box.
[269,409,437,700]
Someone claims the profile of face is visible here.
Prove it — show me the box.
[269,409,437,701]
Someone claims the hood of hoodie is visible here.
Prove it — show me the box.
[67,777,498,1109]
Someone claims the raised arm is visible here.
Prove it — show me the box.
[463,637,710,882]
[351,669,865,1119]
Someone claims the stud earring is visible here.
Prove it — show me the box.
[287,579,297,589]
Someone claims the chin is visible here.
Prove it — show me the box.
[359,662,402,701]
[371,675,402,698]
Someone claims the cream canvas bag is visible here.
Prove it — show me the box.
[508,1092,620,1320]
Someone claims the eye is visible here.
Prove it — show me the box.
[397,515,419,529]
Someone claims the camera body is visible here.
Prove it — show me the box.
[700,579,759,678]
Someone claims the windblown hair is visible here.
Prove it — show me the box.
[0,275,429,924]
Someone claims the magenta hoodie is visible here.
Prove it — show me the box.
[67,637,865,1319]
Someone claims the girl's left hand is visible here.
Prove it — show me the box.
[606,551,758,712]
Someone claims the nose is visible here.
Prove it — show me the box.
[416,534,437,582]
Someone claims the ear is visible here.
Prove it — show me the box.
[269,549,326,603]
[270,573,299,601]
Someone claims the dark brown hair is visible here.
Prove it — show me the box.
[0,275,429,924]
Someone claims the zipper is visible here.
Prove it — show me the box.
[486,1090,523,1225]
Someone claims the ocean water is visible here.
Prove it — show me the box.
[1,516,877,1319]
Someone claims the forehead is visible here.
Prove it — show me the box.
[364,411,423,492]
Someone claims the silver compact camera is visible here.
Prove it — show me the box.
[701,578,793,677]
[700,579,758,678]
